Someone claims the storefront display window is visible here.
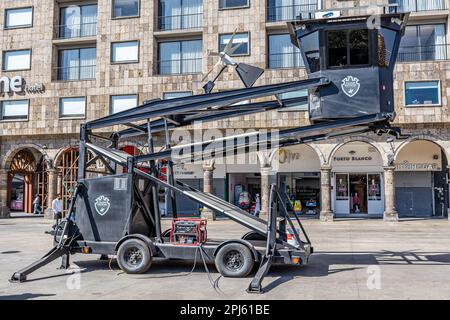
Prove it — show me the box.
[336,174,349,200]
[368,174,381,200]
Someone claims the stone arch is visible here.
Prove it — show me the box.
[4,146,46,213]
[394,135,449,163]
[260,144,324,169]
[326,136,389,166]
[2,144,46,170]
[305,143,327,166]
[54,145,79,168]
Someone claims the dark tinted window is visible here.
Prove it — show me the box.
[328,30,347,67]
[327,29,370,68]
[350,29,369,65]
[219,0,248,9]
[113,0,139,18]
[300,31,320,73]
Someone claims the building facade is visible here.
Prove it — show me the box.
[0,0,449,220]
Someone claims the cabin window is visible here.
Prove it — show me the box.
[327,29,370,68]
[299,31,320,73]
[378,27,397,67]
[350,29,369,65]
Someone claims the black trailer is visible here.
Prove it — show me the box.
[10,11,408,294]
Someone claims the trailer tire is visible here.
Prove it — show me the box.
[215,243,254,278]
[117,239,152,274]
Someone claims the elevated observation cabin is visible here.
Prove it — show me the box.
[289,12,409,122]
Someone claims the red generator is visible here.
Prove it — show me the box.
[170,218,207,245]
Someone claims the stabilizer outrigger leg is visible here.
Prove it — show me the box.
[247,185,278,294]
[10,245,72,283]
[10,203,79,283]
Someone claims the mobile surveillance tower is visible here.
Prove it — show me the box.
[11,9,408,294]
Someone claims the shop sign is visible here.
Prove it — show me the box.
[278,148,300,164]
[396,162,440,171]
[333,156,373,162]
[0,75,45,96]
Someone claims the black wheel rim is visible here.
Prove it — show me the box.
[124,247,143,268]
[224,250,244,272]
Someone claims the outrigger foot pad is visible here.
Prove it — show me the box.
[246,285,264,294]
[9,272,27,283]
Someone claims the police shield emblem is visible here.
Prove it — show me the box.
[94,195,110,216]
[341,76,361,98]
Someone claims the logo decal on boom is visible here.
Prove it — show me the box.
[341,76,361,98]
[94,195,111,216]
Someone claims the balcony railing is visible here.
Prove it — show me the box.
[268,52,305,69]
[388,0,446,13]
[56,65,96,81]
[56,22,97,39]
[267,3,319,22]
[158,13,203,31]
[158,58,202,75]
[398,44,449,62]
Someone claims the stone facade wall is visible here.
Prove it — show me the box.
[0,0,449,137]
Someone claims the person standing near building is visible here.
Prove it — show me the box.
[52,193,63,229]
[33,194,41,215]
[254,193,261,217]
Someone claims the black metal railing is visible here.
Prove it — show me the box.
[398,44,449,62]
[388,0,446,13]
[158,13,203,31]
[158,58,202,75]
[267,3,319,22]
[57,22,97,39]
[268,52,305,69]
[56,65,96,81]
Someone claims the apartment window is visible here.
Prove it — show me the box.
[58,48,96,81]
[158,0,203,30]
[398,24,447,62]
[111,95,138,114]
[328,29,370,68]
[219,0,248,9]
[388,0,446,13]
[267,0,318,22]
[405,81,441,106]
[163,91,192,99]
[219,33,249,56]
[2,50,31,71]
[112,41,139,63]
[112,0,139,18]
[5,7,33,29]
[277,90,308,111]
[60,97,86,118]
[158,40,202,75]
[1,100,29,120]
[268,34,303,69]
[59,5,97,39]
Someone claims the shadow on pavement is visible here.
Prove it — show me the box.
[0,293,56,300]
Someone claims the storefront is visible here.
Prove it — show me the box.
[277,145,321,215]
[331,142,384,216]
[395,140,448,218]
[174,162,226,216]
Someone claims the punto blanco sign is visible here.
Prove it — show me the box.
[0,75,45,95]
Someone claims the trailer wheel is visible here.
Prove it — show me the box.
[117,239,152,274]
[215,243,254,278]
